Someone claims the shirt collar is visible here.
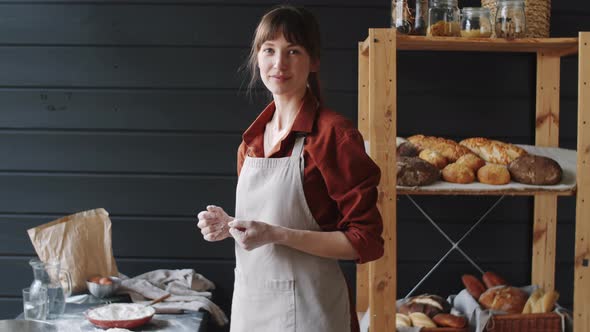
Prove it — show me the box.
[242,91,320,147]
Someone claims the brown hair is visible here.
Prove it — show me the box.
[244,5,322,104]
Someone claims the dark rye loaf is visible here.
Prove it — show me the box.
[397,156,440,187]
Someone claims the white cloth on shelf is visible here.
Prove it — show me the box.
[117,269,228,326]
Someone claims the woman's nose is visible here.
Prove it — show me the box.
[273,54,288,69]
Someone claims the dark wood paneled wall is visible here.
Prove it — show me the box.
[0,1,588,329]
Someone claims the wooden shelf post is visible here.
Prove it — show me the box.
[367,28,397,332]
[574,31,590,332]
[356,39,370,314]
[532,49,561,292]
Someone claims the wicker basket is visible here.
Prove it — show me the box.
[484,313,561,332]
[482,0,551,38]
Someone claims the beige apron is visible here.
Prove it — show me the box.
[230,135,351,332]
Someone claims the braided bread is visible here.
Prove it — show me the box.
[407,135,472,162]
[459,137,527,165]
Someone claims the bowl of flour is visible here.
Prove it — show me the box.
[85,303,155,329]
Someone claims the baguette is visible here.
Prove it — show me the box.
[407,135,472,162]
[460,137,527,165]
[539,290,559,313]
[433,314,467,328]
[461,274,486,300]
[522,288,544,314]
[482,271,508,288]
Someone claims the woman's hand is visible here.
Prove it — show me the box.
[197,205,234,241]
[228,220,283,251]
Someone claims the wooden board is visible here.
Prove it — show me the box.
[362,35,579,55]
[356,40,370,313]
[532,50,561,292]
[574,31,590,332]
[367,28,397,331]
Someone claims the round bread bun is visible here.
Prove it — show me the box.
[442,163,475,184]
[477,164,511,185]
[419,149,448,169]
[456,153,486,172]
[479,286,528,314]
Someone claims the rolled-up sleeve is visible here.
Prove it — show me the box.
[317,129,384,264]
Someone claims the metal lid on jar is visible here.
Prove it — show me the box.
[431,0,458,6]
[462,7,491,16]
[497,0,525,5]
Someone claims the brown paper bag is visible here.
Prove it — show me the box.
[27,208,119,293]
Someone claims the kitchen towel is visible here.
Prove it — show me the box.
[118,269,228,326]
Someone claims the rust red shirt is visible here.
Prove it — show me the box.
[237,93,383,332]
[237,93,384,264]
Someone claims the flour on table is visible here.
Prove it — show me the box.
[105,329,133,332]
[87,303,154,320]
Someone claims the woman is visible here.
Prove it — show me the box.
[197,5,383,332]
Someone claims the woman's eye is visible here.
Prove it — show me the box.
[288,49,301,55]
[262,48,274,54]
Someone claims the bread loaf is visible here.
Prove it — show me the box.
[419,149,448,169]
[477,164,511,185]
[397,157,440,186]
[397,141,420,157]
[409,312,437,328]
[407,135,472,162]
[508,154,563,185]
[462,274,486,300]
[456,153,486,172]
[539,290,559,313]
[442,163,475,184]
[460,137,527,165]
[399,294,451,318]
[482,271,508,288]
[478,286,528,314]
[433,313,467,328]
[522,288,544,314]
[396,313,412,327]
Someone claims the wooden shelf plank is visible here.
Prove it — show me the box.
[360,34,579,55]
[397,187,576,196]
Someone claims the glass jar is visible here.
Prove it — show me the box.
[413,0,428,36]
[391,0,413,34]
[495,0,526,39]
[427,0,461,37]
[460,7,492,38]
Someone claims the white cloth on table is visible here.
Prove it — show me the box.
[117,269,228,326]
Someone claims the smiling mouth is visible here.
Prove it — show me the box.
[270,75,291,82]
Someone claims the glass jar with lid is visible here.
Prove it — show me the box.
[413,0,429,36]
[460,7,492,38]
[427,0,461,37]
[391,0,412,34]
[495,0,526,39]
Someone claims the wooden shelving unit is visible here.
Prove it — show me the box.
[356,31,590,332]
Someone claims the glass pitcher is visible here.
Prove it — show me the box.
[29,258,72,319]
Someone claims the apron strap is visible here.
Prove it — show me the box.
[291,134,306,179]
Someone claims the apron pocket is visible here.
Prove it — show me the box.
[231,269,295,332]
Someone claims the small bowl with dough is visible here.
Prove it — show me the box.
[85,303,155,329]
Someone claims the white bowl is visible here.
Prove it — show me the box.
[86,276,121,298]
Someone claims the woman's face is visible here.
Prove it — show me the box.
[257,34,318,98]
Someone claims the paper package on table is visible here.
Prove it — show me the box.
[27,208,119,293]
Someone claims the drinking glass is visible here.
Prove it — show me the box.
[22,287,48,320]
